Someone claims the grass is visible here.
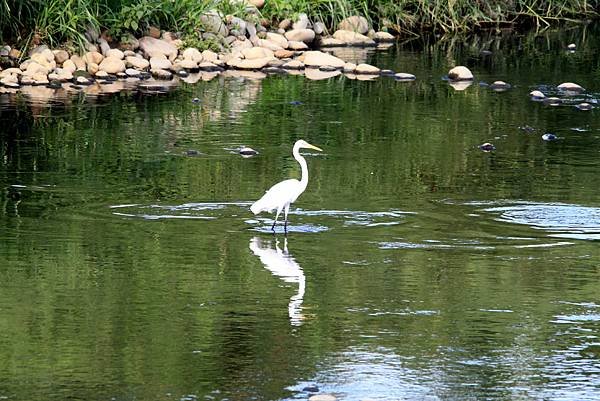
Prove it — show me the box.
[0,0,597,52]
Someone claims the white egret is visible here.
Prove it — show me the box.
[250,139,323,232]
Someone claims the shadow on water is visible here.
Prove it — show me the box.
[249,236,305,326]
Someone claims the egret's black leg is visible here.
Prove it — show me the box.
[272,208,282,232]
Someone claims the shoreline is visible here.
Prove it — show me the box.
[0,10,415,98]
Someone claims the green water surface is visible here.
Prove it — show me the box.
[1,27,600,401]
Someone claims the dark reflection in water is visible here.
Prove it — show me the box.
[2,26,600,401]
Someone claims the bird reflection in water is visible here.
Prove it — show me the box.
[249,236,305,326]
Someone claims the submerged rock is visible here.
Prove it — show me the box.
[394,72,416,81]
[239,146,258,156]
[542,97,562,106]
[530,90,545,100]
[557,82,584,93]
[542,132,558,141]
[479,142,496,152]
[575,102,593,111]
[489,80,511,91]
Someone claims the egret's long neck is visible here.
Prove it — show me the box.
[293,144,309,190]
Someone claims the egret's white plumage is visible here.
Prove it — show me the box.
[251,139,322,231]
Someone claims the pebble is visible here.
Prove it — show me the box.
[302,385,319,393]
[239,146,258,156]
[575,102,593,110]
[529,90,545,100]
[543,97,562,106]
[489,80,511,91]
[542,132,558,141]
[192,97,201,103]
[518,125,535,133]
[479,142,496,152]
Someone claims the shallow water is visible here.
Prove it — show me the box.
[2,27,600,401]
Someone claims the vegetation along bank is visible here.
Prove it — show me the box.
[0,0,597,94]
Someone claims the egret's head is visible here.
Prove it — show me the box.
[295,139,323,152]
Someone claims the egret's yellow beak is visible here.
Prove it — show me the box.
[306,143,323,152]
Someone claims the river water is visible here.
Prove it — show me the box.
[1,27,600,401]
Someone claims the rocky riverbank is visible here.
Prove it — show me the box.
[0,9,417,98]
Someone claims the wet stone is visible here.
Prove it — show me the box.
[542,132,558,141]
[47,79,62,89]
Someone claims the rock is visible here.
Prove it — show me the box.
[235,57,271,69]
[95,70,109,78]
[256,39,284,51]
[119,33,140,51]
[0,74,19,86]
[557,82,584,93]
[200,10,228,36]
[489,80,511,91]
[542,132,558,141]
[180,59,198,70]
[30,53,55,69]
[287,41,309,50]
[98,56,126,74]
[125,68,141,77]
[202,50,219,63]
[275,50,295,59]
[125,56,150,70]
[76,75,93,85]
[23,62,50,76]
[150,56,173,70]
[62,59,77,73]
[48,68,73,81]
[162,31,178,42]
[282,60,305,70]
[338,15,369,34]
[70,55,86,70]
[87,62,99,75]
[279,19,292,30]
[106,48,125,60]
[355,63,380,74]
[284,29,315,43]
[147,26,161,39]
[248,0,265,8]
[575,102,593,110]
[319,38,346,47]
[529,90,545,100]
[98,38,111,56]
[151,68,173,80]
[0,68,22,78]
[239,146,258,156]
[0,45,10,57]
[293,13,309,30]
[303,51,345,69]
[53,50,70,65]
[447,66,473,81]
[227,16,247,36]
[303,386,320,393]
[567,43,576,50]
[183,47,203,62]
[479,142,496,152]
[332,30,376,46]
[374,31,395,42]
[242,47,274,60]
[83,51,103,66]
[313,22,326,35]
[139,36,178,60]
[123,50,136,57]
[394,72,416,80]
[343,62,357,72]
[9,48,21,59]
[266,32,289,48]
